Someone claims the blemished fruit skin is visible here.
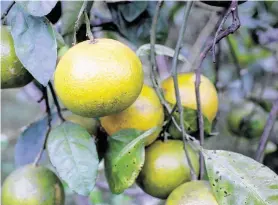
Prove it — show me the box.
[227,101,267,138]
[161,73,218,123]
[54,38,144,118]
[166,180,218,205]
[137,140,199,199]
[1,165,65,205]
[65,113,99,136]
[1,26,33,89]
[101,84,164,146]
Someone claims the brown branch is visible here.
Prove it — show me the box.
[255,98,278,162]
[33,87,52,166]
[195,0,241,179]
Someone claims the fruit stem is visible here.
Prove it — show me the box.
[33,86,52,166]
[170,1,197,181]
[1,1,15,22]
[255,98,278,162]
[195,0,241,180]
[48,82,65,122]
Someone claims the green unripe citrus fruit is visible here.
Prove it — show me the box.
[166,180,218,205]
[227,101,267,138]
[1,165,65,205]
[1,26,32,89]
[137,140,199,199]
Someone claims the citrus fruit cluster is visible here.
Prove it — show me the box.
[2,37,219,205]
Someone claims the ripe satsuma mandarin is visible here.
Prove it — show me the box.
[54,39,144,118]
[1,26,33,89]
[137,140,199,199]
[101,84,164,146]
[161,72,218,122]
[1,165,64,205]
[166,180,218,205]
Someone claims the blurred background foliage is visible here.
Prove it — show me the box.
[1,1,278,205]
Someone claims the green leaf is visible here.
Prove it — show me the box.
[118,1,148,22]
[47,122,99,196]
[169,106,212,139]
[105,128,157,194]
[60,1,93,35]
[136,44,189,64]
[107,2,168,45]
[7,5,57,86]
[203,149,278,205]
[16,1,58,17]
[54,29,66,49]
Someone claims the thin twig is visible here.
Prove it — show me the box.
[150,0,163,89]
[149,0,182,134]
[84,10,95,43]
[212,6,231,62]
[195,0,240,179]
[214,42,221,91]
[1,1,15,21]
[171,1,197,180]
[73,1,88,45]
[255,98,278,162]
[48,82,65,122]
[33,87,52,166]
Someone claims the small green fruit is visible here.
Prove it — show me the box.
[1,165,65,205]
[1,26,33,89]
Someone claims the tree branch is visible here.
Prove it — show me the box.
[33,87,52,166]
[1,1,15,22]
[195,0,241,179]
[171,1,197,180]
[149,0,182,135]
[212,0,239,62]
[48,82,65,122]
[255,98,278,162]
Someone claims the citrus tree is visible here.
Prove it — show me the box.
[1,1,278,205]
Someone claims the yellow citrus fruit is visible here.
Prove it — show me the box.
[1,26,32,89]
[161,72,218,122]
[54,38,143,118]
[1,165,64,205]
[100,84,164,146]
[65,113,99,136]
[137,140,199,199]
[166,180,218,205]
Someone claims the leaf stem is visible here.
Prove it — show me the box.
[255,98,278,162]
[48,82,65,122]
[195,0,240,180]
[84,10,95,43]
[1,1,15,22]
[171,1,197,180]
[33,87,52,166]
